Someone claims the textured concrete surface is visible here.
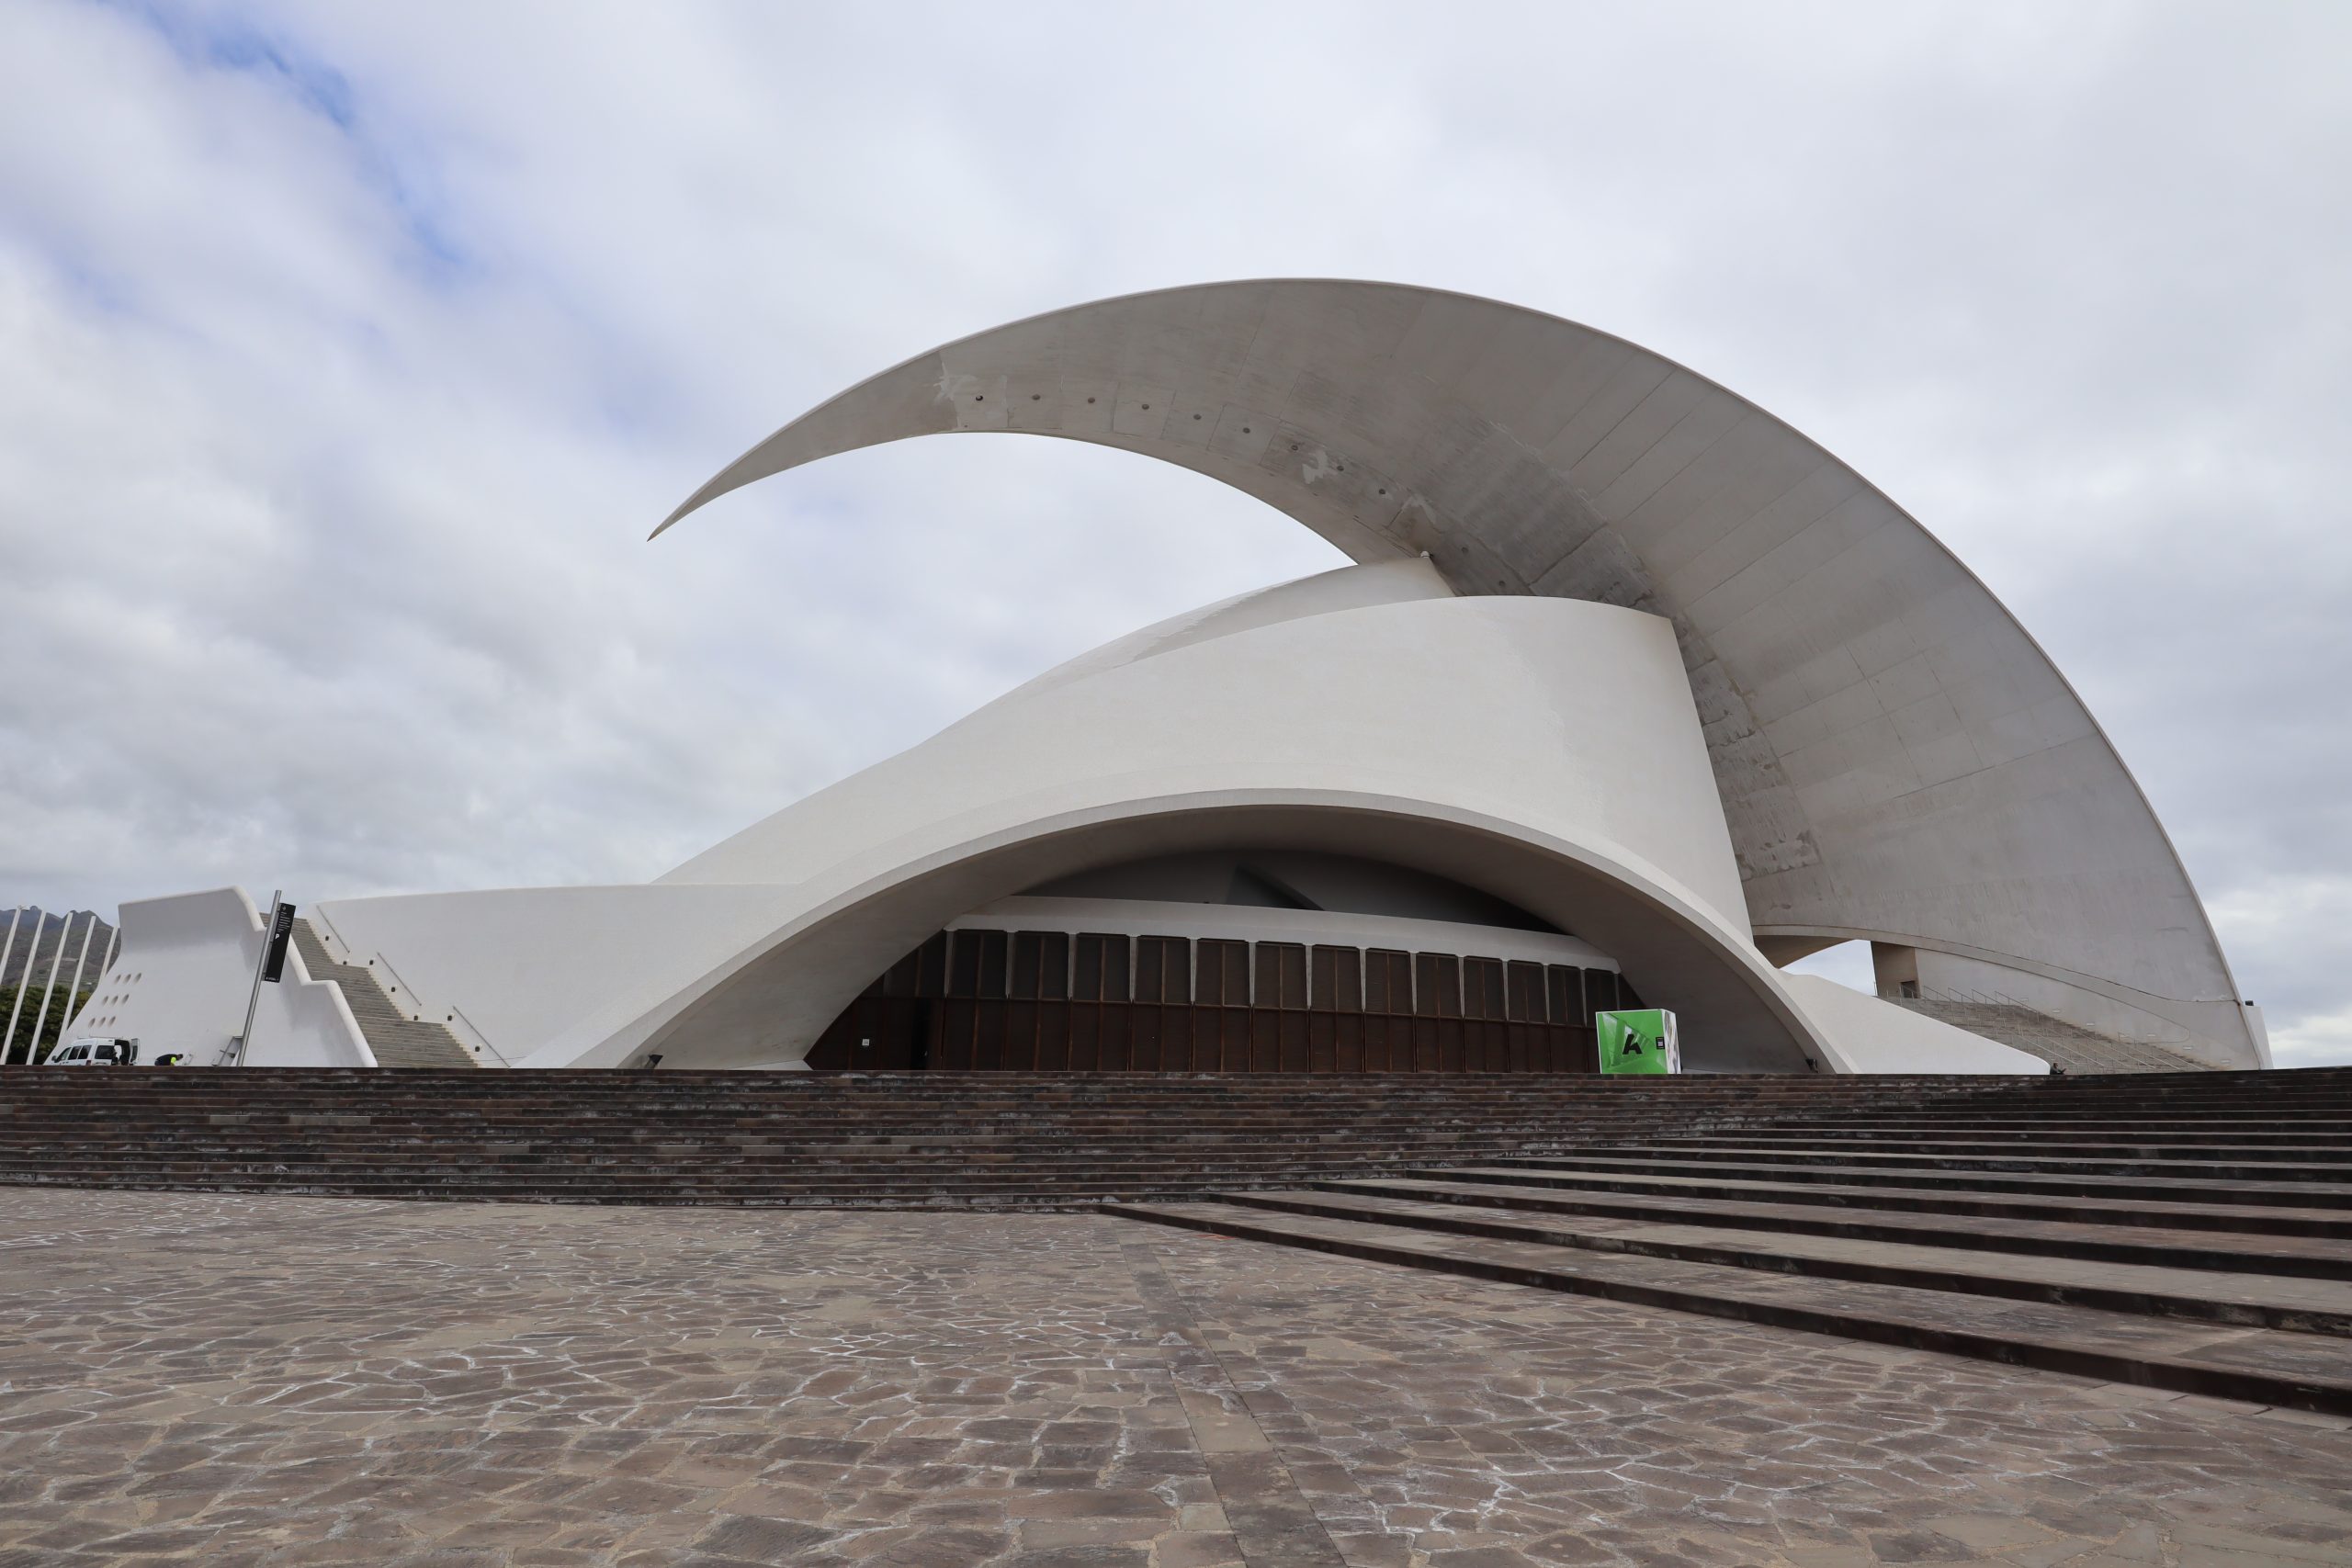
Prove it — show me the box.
[663,279,2258,1066]
[3,1189,2348,1567]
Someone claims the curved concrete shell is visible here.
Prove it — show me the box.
[550,580,1841,1071]
[661,280,2258,1066]
[243,559,2026,1076]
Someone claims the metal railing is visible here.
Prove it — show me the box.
[302,908,514,1067]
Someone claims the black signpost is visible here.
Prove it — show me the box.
[260,900,297,984]
[227,890,293,1066]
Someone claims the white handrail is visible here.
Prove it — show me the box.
[302,908,511,1067]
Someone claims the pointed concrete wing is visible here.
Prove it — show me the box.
[662,279,2257,1064]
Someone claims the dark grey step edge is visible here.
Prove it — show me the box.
[1318,1178,2352,1280]
[1104,1202,2352,1416]
[1220,1190,2352,1337]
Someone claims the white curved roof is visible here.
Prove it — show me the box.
[661,279,2256,1065]
[537,587,1829,1070]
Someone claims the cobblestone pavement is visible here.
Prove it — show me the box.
[1,1189,2348,1567]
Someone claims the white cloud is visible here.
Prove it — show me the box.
[2,0,2346,1062]
[1783,942,1876,995]
[2204,876,2352,1066]
[2272,1009,2352,1072]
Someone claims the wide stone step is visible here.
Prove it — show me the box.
[1566,1142,2352,1184]
[1216,1187,2352,1336]
[0,1101,1749,1119]
[1954,1109,2352,1122]
[10,1114,2346,1136]
[0,1122,1777,1145]
[1414,1164,2352,1240]
[0,1174,1254,1205]
[8,1066,2351,1214]
[1670,1132,2352,1156]
[0,1158,1282,1184]
[1485,1153,2352,1208]
[0,1101,1897,1124]
[0,1163,1243,1190]
[0,1128,1630,1152]
[0,1173,1199,1205]
[0,1107,2232,1124]
[0,1089,1944,1104]
[0,1137,1554,1160]
[1726,1122,2352,1136]
[1642,1134,2352,1166]
[1318,1177,2352,1279]
[19,1117,2346,1144]
[0,1148,1606,1176]
[0,1147,1600,1171]
[0,1100,1750,1118]
[0,1118,1615,1138]
[1754,1123,2352,1138]
[1105,1201,2352,1415]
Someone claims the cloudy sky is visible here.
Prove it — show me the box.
[3,1,2346,1064]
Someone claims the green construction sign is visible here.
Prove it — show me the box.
[1597,1009,1680,1075]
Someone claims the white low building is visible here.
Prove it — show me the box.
[74,281,2269,1077]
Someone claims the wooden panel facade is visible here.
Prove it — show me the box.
[807,928,1613,1073]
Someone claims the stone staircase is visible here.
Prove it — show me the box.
[0,1072,2040,1208]
[1110,1065,2352,1416]
[1888,997,2219,1073]
[7,1065,2346,1410]
[289,919,477,1069]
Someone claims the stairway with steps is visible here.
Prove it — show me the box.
[0,1072,1999,1206]
[1887,998,2216,1073]
[7,1065,2347,1410]
[289,919,477,1068]
[1108,1065,2352,1415]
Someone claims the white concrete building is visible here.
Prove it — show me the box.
[74,281,2267,1076]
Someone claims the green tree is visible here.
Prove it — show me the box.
[0,986,96,1064]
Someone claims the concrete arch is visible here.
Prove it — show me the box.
[658,279,2258,1066]
[518,589,1826,1070]
[556,791,1839,1075]
[1751,922,2259,1059]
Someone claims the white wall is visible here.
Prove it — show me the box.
[524,588,1831,1071]
[70,888,372,1066]
[1907,947,2265,1069]
[310,885,808,1066]
[668,593,1757,933]
[1779,974,2048,1075]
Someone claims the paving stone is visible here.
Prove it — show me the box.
[1,1188,2348,1564]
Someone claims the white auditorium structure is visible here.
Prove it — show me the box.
[71,282,2268,1077]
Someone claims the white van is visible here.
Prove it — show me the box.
[49,1037,141,1066]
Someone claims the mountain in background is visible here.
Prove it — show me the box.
[0,908,118,989]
